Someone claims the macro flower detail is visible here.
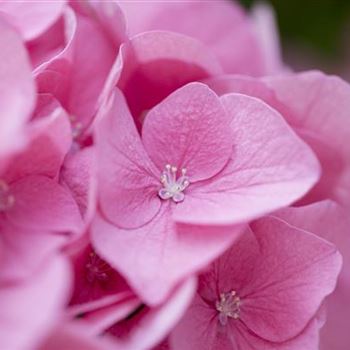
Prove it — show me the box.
[216,291,241,325]
[171,216,342,350]
[92,82,320,304]
[159,165,190,203]
[0,1,349,349]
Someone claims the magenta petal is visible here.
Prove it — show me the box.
[91,207,242,305]
[0,18,35,157]
[0,255,71,350]
[142,83,233,182]
[95,89,161,229]
[7,175,83,233]
[240,216,342,342]
[174,93,320,225]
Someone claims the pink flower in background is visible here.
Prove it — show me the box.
[118,0,279,76]
[91,82,319,304]
[170,215,342,350]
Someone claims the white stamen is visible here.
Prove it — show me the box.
[158,164,190,203]
[0,179,15,211]
[216,290,241,325]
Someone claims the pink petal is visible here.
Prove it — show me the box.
[4,104,72,183]
[122,277,196,350]
[91,206,242,305]
[61,146,97,224]
[119,1,266,75]
[174,93,320,225]
[240,216,341,342]
[67,6,124,132]
[6,175,83,234]
[0,0,67,41]
[0,254,71,350]
[95,89,161,229]
[227,316,322,350]
[264,71,350,207]
[142,82,233,182]
[117,31,222,121]
[274,201,350,350]
[0,18,35,157]
[169,293,221,350]
[39,321,118,350]
[32,7,76,73]
[0,221,67,282]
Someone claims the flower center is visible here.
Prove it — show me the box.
[158,164,190,203]
[69,115,83,139]
[216,290,241,325]
[0,180,15,212]
[85,252,111,283]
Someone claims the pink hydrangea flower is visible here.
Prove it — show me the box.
[91,82,320,305]
[170,215,342,350]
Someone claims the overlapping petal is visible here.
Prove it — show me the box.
[174,93,320,225]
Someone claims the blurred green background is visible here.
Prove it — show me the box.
[239,0,350,78]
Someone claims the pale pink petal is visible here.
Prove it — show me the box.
[117,31,222,122]
[251,2,285,74]
[174,93,320,225]
[91,206,242,305]
[264,71,350,207]
[0,0,67,41]
[0,255,71,350]
[240,216,341,342]
[32,7,76,91]
[67,6,123,132]
[142,83,233,181]
[71,0,127,46]
[95,89,161,229]
[7,175,83,233]
[0,18,35,157]
[119,1,265,75]
[82,297,141,335]
[61,146,97,224]
[4,105,72,183]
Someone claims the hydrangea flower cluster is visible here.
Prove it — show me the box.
[0,1,349,350]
